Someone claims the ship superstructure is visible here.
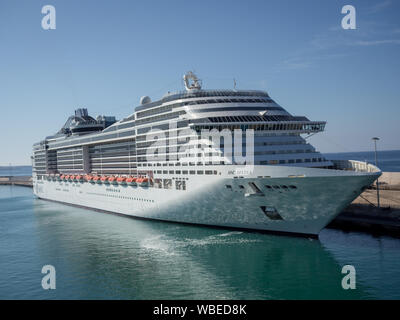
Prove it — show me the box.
[32,72,380,236]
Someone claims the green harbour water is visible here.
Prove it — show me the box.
[1,185,399,300]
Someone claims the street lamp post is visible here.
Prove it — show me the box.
[372,137,380,208]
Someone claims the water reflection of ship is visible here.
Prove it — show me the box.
[33,199,369,299]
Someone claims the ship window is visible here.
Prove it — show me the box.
[182,170,188,174]
[281,185,288,190]
[289,185,297,189]
[265,185,272,189]
[272,185,280,189]
[239,185,245,189]
[197,171,204,175]
[175,170,181,174]
[225,185,232,189]
[205,170,212,175]
[189,170,195,174]
[169,170,174,174]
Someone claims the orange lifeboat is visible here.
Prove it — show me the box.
[92,176,100,183]
[65,175,70,181]
[117,177,126,184]
[100,176,108,183]
[60,175,65,180]
[108,176,117,183]
[137,177,149,186]
[126,177,137,185]
[85,175,93,182]
[75,175,83,181]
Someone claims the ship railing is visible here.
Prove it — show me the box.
[331,160,380,173]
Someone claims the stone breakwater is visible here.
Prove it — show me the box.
[0,176,32,187]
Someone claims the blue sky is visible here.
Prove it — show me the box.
[0,0,399,165]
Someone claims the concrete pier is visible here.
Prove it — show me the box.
[0,176,32,187]
[327,172,400,237]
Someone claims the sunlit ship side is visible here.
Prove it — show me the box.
[32,72,381,237]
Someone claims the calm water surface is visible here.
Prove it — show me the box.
[1,185,399,299]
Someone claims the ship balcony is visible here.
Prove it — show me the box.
[331,160,381,173]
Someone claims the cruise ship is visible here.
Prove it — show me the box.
[32,72,381,237]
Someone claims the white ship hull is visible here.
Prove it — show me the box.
[33,164,380,237]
